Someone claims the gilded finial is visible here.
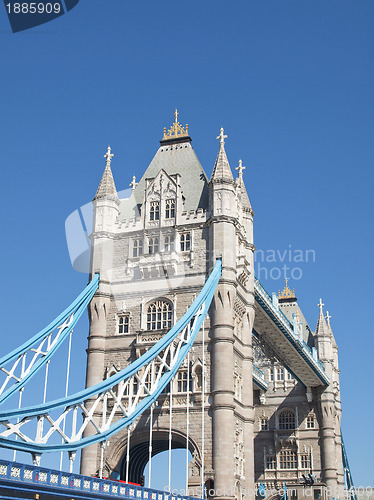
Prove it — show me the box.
[162,109,189,140]
[236,159,246,179]
[104,146,114,167]
[278,278,296,299]
[216,127,227,146]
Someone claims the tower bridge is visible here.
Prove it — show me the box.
[0,113,355,500]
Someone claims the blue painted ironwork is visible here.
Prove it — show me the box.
[254,278,329,386]
[341,433,357,500]
[0,274,99,405]
[0,459,199,500]
[252,365,268,391]
[0,261,222,455]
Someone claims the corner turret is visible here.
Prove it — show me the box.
[210,128,235,184]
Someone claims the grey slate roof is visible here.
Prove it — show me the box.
[118,142,209,220]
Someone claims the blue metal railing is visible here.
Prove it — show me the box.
[254,277,329,385]
[252,364,268,391]
[0,459,200,500]
[342,433,358,500]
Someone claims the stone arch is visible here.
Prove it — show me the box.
[109,428,201,485]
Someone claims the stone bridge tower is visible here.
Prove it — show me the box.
[80,113,256,499]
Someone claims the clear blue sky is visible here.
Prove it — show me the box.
[0,0,373,488]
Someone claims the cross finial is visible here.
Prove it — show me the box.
[236,159,246,178]
[325,311,332,326]
[216,127,227,146]
[104,146,114,167]
[318,298,324,312]
[129,175,138,191]
[174,109,179,123]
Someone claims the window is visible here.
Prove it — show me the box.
[180,233,191,251]
[269,368,274,382]
[177,370,192,393]
[300,453,311,469]
[277,367,285,381]
[290,491,298,500]
[132,377,139,396]
[314,490,321,500]
[260,418,269,431]
[265,455,276,470]
[306,415,315,429]
[286,370,293,380]
[118,315,130,334]
[164,235,174,252]
[146,300,172,330]
[150,201,160,221]
[148,237,159,254]
[279,409,296,430]
[144,371,152,392]
[165,199,175,219]
[279,449,297,469]
[133,239,143,257]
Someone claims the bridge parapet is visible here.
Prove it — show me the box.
[0,459,200,500]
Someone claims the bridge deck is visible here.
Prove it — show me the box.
[254,279,329,388]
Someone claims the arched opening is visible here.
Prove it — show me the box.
[205,479,215,499]
[144,448,193,491]
[120,430,198,491]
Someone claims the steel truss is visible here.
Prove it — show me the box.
[0,275,99,406]
[0,260,221,456]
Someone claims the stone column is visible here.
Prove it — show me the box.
[210,215,237,500]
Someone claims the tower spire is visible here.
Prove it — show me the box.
[210,127,234,183]
[94,146,118,201]
[315,298,329,336]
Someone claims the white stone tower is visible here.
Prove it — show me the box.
[81,114,256,499]
[81,113,344,500]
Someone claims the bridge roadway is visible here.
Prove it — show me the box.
[254,278,329,388]
[0,459,196,500]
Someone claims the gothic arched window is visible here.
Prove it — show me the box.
[165,199,175,219]
[148,237,159,254]
[180,233,191,252]
[150,201,160,221]
[278,409,296,430]
[146,300,172,330]
[164,235,174,252]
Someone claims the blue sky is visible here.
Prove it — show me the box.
[0,0,373,488]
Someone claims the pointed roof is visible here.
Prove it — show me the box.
[235,160,253,212]
[94,146,119,201]
[210,128,234,183]
[118,138,209,221]
[315,298,329,336]
[325,311,338,348]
